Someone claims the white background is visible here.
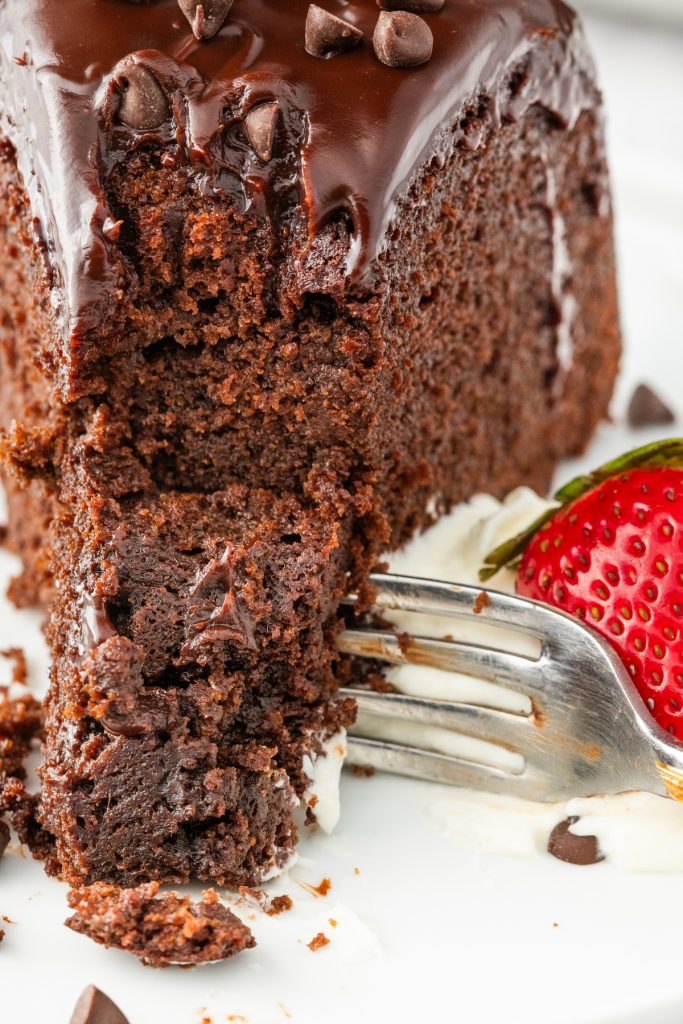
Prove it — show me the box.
[1,12,683,1024]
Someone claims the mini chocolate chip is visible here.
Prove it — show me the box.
[547,817,604,866]
[116,65,168,131]
[70,985,129,1024]
[305,4,363,59]
[373,10,432,68]
[178,0,234,40]
[378,0,445,10]
[244,102,280,163]
[627,383,675,429]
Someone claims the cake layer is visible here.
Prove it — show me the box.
[1,97,619,549]
[39,481,355,885]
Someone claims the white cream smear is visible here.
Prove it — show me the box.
[302,730,347,834]
[351,487,683,872]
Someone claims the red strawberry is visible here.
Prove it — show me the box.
[481,440,683,739]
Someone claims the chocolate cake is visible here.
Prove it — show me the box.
[0,0,620,886]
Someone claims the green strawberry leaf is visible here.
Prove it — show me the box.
[479,507,558,581]
[479,438,683,582]
[554,438,683,503]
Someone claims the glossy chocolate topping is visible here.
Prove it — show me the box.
[0,0,595,349]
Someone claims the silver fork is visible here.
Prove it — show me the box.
[338,573,683,802]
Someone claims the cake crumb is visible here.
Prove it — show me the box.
[328,918,337,928]
[66,882,255,967]
[351,764,375,778]
[354,867,360,876]
[0,647,27,686]
[307,931,330,952]
[0,690,50,865]
[0,690,43,778]
[297,876,331,898]
[473,590,491,615]
[239,886,292,916]
[266,894,293,916]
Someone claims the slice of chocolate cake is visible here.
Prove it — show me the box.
[0,0,620,886]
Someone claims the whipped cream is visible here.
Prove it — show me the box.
[302,729,347,834]
[352,487,683,872]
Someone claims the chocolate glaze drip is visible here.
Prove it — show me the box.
[0,0,595,350]
[184,543,257,652]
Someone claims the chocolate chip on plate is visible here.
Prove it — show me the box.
[378,0,445,11]
[244,102,280,163]
[547,816,604,866]
[373,11,433,68]
[116,65,168,131]
[70,985,129,1024]
[305,4,363,58]
[627,383,675,429]
[178,0,234,41]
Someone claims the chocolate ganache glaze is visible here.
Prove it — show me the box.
[0,0,595,365]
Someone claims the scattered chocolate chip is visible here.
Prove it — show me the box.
[70,985,130,1024]
[547,816,604,866]
[0,819,9,860]
[373,10,433,68]
[244,102,280,163]
[305,4,363,59]
[116,65,168,131]
[627,383,675,429]
[178,0,234,40]
[378,0,445,10]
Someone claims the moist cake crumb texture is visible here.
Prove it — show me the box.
[66,881,255,967]
[0,0,620,888]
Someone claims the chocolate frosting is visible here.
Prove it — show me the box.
[0,0,595,350]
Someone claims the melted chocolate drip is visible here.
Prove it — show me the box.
[184,543,257,652]
[0,0,595,349]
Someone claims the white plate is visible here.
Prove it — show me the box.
[2,14,683,1024]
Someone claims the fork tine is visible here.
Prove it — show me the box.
[346,736,530,795]
[345,573,572,643]
[343,689,532,748]
[337,628,542,695]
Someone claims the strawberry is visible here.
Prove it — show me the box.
[481,439,683,739]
